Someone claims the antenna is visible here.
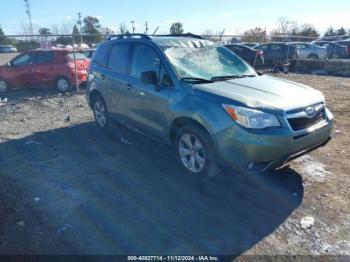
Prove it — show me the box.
[145,21,149,35]
[24,0,34,35]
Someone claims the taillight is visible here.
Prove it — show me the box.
[348,47,350,55]
[65,62,75,69]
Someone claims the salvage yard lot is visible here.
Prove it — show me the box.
[0,52,349,254]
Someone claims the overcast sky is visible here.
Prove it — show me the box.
[1,0,349,35]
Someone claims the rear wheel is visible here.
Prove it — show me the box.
[0,79,8,93]
[176,124,220,178]
[331,52,340,59]
[93,95,109,130]
[55,77,70,92]
[307,54,319,60]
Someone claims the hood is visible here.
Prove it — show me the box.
[193,75,324,111]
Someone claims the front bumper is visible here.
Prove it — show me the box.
[212,117,333,174]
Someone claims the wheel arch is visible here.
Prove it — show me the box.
[89,89,103,108]
[169,115,213,143]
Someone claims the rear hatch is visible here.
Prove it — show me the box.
[65,52,90,70]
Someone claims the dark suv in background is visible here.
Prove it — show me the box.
[255,43,298,67]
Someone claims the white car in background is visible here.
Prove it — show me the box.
[294,42,327,59]
[0,45,17,53]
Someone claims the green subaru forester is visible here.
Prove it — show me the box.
[86,34,333,177]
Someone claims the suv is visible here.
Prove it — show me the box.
[255,43,298,66]
[0,49,89,92]
[86,34,333,177]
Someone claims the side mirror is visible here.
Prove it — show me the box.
[141,71,160,91]
[7,62,12,68]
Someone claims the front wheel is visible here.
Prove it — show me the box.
[0,79,8,93]
[55,77,71,92]
[176,124,220,178]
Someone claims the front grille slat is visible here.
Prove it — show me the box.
[288,109,326,131]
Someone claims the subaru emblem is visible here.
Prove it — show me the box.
[306,107,316,117]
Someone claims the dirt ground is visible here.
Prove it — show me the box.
[0,53,349,256]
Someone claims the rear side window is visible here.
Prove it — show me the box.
[94,45,109,67]
[66,52,87,61]
[256,45,269,51]
[35,51,55,64]
[108,43,131,74]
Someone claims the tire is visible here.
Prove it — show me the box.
[331,53,340,59]
[55,76,71,92]
[0,79,8,93]
[176,124,220,179]
[307,54,319,60]
[92,94,109,130]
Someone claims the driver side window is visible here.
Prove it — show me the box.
[131,44,161,79]
[131,44,172,87]
[12,53,35,67]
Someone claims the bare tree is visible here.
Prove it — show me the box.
[119,23,128,34]
[272,17,298,35]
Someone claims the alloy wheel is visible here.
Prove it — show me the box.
[0,80,8,93]
[57,78,69,92]
[179,133,206,173]
[94,100,107,128]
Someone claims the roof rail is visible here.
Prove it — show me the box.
[107,34,151,40]
[155,33,204,40]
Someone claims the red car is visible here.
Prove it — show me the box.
[0,49,90,93]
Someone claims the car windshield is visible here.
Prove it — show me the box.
[66,52,88,60]
[163,45,256,81]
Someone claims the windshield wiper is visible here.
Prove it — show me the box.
[211,74,257,81]
[181,77,214,83]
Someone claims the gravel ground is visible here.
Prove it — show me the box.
[0,53,349,256]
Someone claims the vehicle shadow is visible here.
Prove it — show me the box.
[0,122,304,255]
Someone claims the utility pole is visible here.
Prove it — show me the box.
[145,21,149,35]
[23,0,33,36]
[77,12,83,45]
[131,21,135,34]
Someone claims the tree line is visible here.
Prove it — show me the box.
[0,16,349,51]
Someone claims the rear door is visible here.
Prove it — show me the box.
[256,44,272,65]
[7,52,36,87]
[127,43,172,139]
[104,42,133,120]
[32,51,56,86]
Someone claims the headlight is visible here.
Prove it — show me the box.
[223,104,281,129]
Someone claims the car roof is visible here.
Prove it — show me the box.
[103,35,215,48]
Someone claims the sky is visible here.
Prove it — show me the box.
[1,0,349,35]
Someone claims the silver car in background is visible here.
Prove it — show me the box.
[0,45,18,53]
[293,42,327,60]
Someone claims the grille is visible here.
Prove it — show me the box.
[288,109,326,131]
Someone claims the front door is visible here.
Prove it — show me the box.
[6,52,36,87]
[127,43,171,139]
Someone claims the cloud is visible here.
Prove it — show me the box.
[65,16,73,20]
